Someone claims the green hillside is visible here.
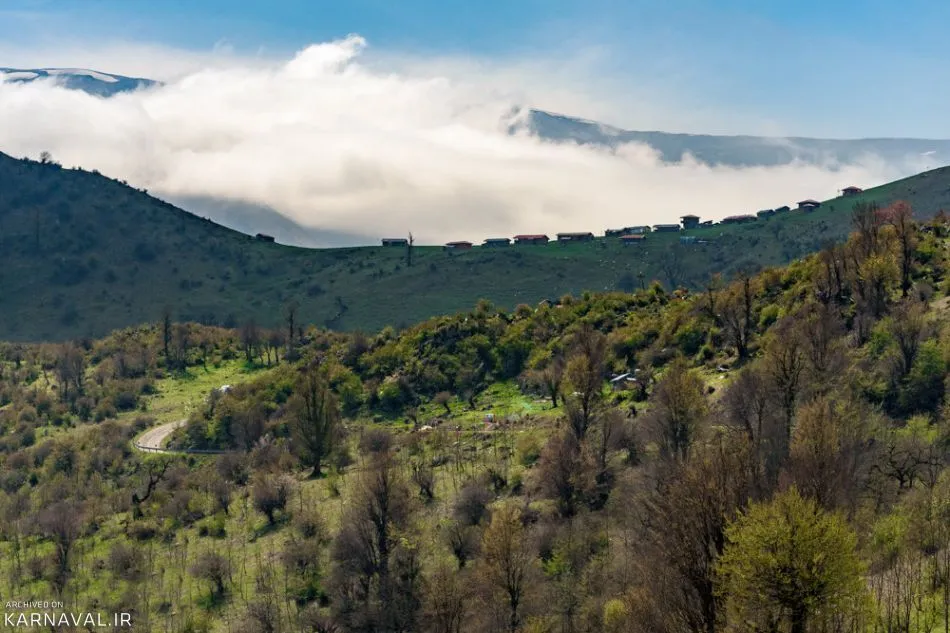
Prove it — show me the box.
[0,214,948,633]
[1,151,949,342]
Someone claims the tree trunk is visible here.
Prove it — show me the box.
[790,606,807,633]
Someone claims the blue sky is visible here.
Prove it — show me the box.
[3,0,950,137]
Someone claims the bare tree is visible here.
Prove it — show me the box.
[291,364,340,478]
[649,357,708,462]
[882,201,917,297]
[331,451,415,631]
[479,504,534,633]
[563,324,608,441]
[252,475,293,525]
[240,320,260,364]
[54,343,85,402]
[718,272,755,360]
[190,551,230,600]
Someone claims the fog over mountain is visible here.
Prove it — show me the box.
[519,110,950,169]
[0,40,939,245]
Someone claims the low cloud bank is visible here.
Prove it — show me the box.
[0,36,920,244]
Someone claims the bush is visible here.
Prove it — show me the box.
[197,514,227,538]
[114,390,138,411]
[252,475,293,526]
[516,434,543,467]
[453,481,493,526]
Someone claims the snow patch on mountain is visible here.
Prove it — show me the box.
[44,68,120,83]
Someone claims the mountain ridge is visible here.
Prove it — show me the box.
[2,149,949,342]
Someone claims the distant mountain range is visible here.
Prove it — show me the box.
[0,67,158,97]
[515,110,950,168]
[2,67,948,170]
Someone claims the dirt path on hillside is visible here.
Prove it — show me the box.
[134,419,187,452]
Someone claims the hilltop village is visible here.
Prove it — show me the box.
[366,187,864,250]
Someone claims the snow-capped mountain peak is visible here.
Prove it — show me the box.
[0,67,159,96]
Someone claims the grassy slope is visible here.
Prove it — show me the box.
[2,151,949,342]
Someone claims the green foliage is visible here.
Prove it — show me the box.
[716,488,869,633]
[899,340,947,413]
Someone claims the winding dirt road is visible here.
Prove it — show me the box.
[134,419,186,452]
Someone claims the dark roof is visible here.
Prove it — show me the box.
[483,237,511,242]
[723,214,756,221]
[798,199,821,206]
[680,214,700,219]
[445,241,473,246]
[653,223,681,229]
[513,234,548,240]
[842,185,863,191]
[556,232,594,237]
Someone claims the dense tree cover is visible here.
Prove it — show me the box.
[0,204,948,632]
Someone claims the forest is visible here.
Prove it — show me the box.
[0,200,948,633]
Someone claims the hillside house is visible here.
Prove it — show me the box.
[483,237,511,247]
[842,186,863,197]
[604,228,625,237]
[255,233,275,243]
[556,232,595,243]
[757,209,775,219]
[700,220,714,227]
[620,234,646,246]
[680,214,700,229]
[797,199,822,211]
[625,225,652,234]
[381,238,409,247]
[444,241,473,250]
[775,205,791,214]
[653,224,681,233]
[721,214,757,225]
[514,234,549,245]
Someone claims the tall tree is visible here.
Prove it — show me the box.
[718,272,755,360]
[284,300,300,356]
[331,451,415,632]
[240,320,260,363]
[763,318,805,457]
[882,201,917,297]
[650,357,708,462]
[161,307,172,363]
[292,364,340,478]
[55,343,85,402]
[563,324,608,441]
[479,504,534,633]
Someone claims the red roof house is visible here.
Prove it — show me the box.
[513,234,550,245]
[620,234,647,245]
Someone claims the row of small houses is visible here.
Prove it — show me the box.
[379,187,864,249]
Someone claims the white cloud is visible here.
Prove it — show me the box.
[0,36,922,244]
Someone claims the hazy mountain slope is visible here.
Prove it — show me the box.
[520,110,950,167]
[168,195,376,248]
